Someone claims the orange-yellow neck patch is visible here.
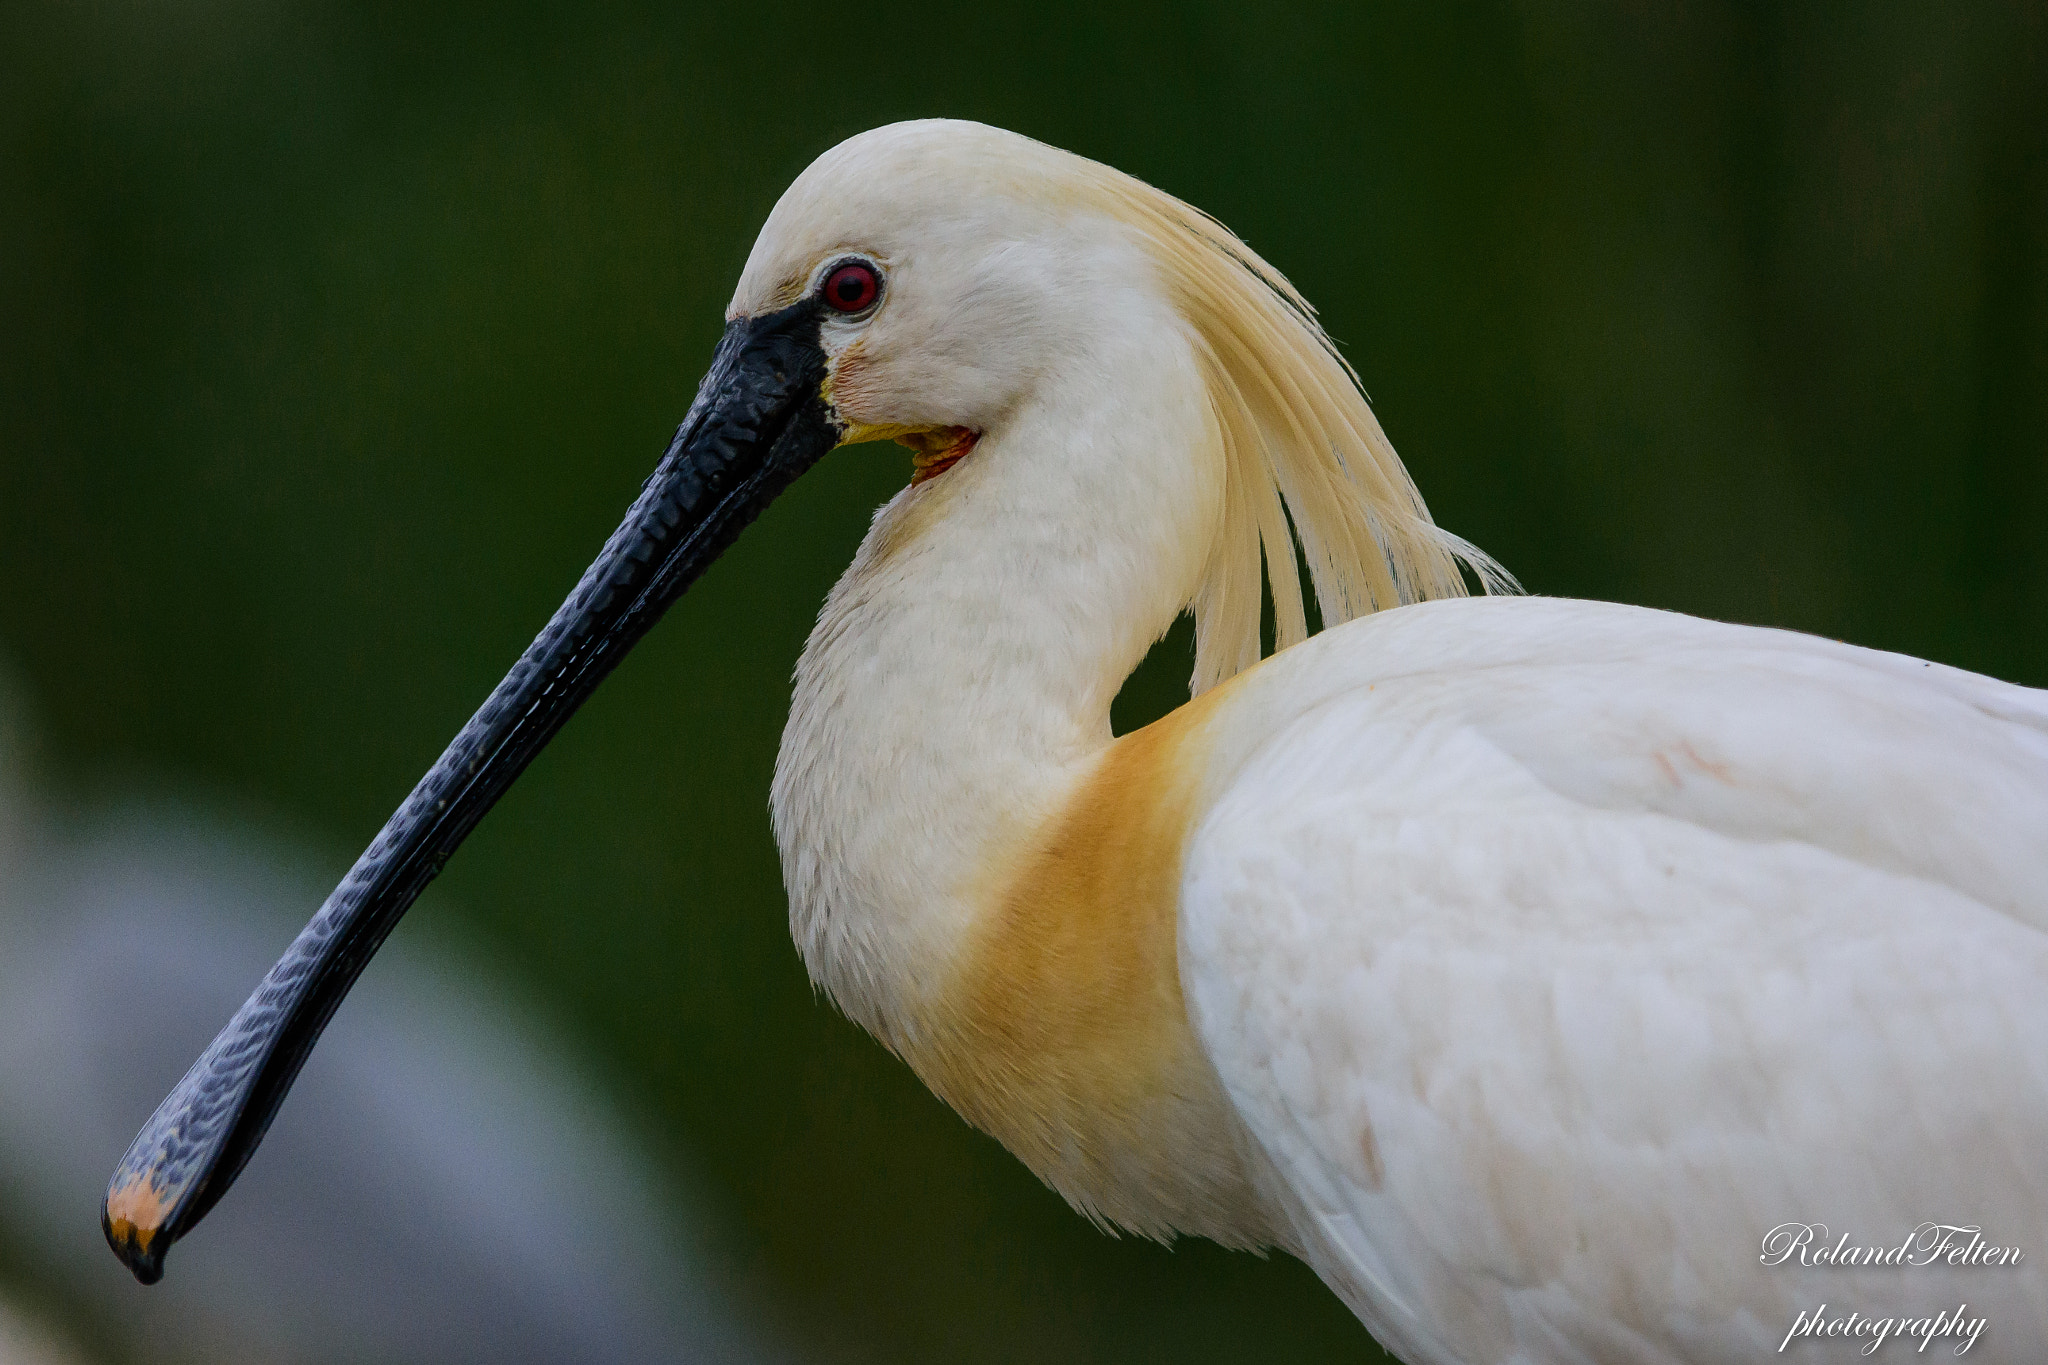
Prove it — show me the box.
[893,678,1271,1247]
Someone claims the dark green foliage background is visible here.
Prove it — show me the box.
[2,3,2042,1360]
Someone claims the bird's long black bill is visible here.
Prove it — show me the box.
[103,298,837,1284]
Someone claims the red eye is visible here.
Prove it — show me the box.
[822,261,880,313]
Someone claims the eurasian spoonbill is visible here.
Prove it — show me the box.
[106,120,2048,1363]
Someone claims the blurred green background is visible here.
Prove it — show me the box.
[1,2,2042,1360]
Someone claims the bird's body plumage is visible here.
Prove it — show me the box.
[1182,597,2048,1362]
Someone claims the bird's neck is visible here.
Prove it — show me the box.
[771,308,1286,1246]
[774,309,1221,1034]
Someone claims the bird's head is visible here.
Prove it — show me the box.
[727,120,1174,479]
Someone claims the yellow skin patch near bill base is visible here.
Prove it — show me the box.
[901,427,979,484]
[824,359,982,485]
[896,676,1272,1245]
[831,409,980,485]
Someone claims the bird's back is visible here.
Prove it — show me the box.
[1177,596,2048,1364]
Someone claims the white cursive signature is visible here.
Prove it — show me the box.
[1761,1223,2025,1270]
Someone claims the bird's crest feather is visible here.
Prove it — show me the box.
[1064,158,1517,691]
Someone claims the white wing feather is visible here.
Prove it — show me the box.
[1180,598,2048,1365]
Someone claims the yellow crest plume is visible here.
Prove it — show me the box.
[1061,153,1517,691]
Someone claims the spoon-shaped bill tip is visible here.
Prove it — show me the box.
[103,1172,176,1284]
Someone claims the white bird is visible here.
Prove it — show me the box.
[107,121,2048,1363]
